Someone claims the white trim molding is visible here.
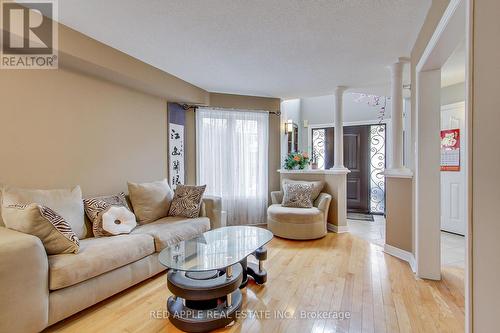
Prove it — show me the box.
[416,0,464,73]
[383,168,414,178]
[277,168,350,175]
[384,244,416,272]
[327,223,349,233]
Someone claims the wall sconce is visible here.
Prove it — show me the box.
[285,119,294,133]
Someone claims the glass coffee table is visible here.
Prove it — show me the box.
[159,226,273,333]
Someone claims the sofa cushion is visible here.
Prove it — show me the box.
[83,193,136,237]
[2,186,86,238]
[48,234,154,290]
[132,216,210,251]
[267,204,323,224]
[128,179,174,224]
[168,185,206,218]
[2,203,80,254]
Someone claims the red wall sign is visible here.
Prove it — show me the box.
[440,129,460,171]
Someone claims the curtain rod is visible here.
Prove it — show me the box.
[181,104,281,116]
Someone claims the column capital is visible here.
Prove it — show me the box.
[388,57,409,74]
[334,86,348,95]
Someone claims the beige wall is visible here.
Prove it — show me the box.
[471,0,500,330]
[386,178,413,252]
[0,20,210,197]
[184,93,282,202]
[0,69,167,197]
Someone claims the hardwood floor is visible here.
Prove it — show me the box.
[45,233,464,333]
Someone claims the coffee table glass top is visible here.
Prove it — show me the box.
[159,226,273,272]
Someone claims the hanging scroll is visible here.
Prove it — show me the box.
[168,103,186,188]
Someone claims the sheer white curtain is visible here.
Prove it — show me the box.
[196,108,269,225]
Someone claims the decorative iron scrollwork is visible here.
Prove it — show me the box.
[370,125,386,213]
[312,129,326,169]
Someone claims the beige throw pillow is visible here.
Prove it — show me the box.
[168,185,206,218]
[2,186,86,238]
[282,179,325,201]
[84,193,137,237]
[128,179,174,224]
[282,183,314,208]
[2,203,80,254]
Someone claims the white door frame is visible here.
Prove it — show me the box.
[415,0,471,331]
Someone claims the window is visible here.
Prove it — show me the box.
[196,108,269,225]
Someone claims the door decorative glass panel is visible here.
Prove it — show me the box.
[312,128,326,169]
[369,124,386,213]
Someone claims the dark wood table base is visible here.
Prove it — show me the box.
[166,247,268,333]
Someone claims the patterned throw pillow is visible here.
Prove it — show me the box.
[282,179,324,201]
[281,183,314,208]
[2,203,80,254]
[168,185,206,218]
[84,193,137,237]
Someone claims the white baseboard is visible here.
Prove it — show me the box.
[384,244,416,272]
[327,223,349,233]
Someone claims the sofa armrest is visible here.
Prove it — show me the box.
[270,191,283,205]
[0,227,49,333]
[200,196,223,229]
[314,193,332,214]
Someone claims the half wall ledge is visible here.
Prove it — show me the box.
[383,168,414,178]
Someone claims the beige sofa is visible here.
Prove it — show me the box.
[0,196,222,333]
[267,191,332,240]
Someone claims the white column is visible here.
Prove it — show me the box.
[386,57,412,176]
[389,60,404,169]
[331,86,348,170]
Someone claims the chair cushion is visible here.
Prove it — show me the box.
[132,216,210,251]
[48,234,154,290]
[267,204,324,224]
[282,179,325,200]
[281,183,313,208]
[2,186,86,238]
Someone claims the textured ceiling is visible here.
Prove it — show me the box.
[58,0,431,98]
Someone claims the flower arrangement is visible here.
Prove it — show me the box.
[283,151,310,170]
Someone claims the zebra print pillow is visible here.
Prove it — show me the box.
[281,183,314,208]
[168,185,206,218]
[2,203,80,254]
[83,193,137,237]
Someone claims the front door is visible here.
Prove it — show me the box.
[344,126,370,213]
[311,124,379,214]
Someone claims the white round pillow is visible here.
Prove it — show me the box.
[101,206,137,235]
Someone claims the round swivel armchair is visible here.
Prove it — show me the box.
[267,188,332,240]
